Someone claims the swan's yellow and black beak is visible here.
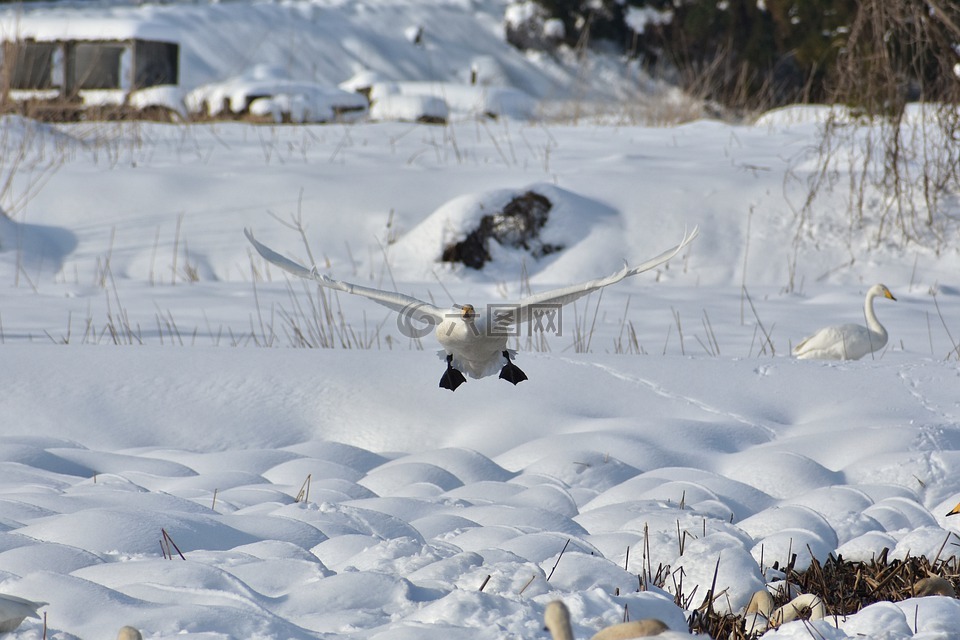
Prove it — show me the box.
[460,304,476,321]
[884,288,897,301]
[947,501,960,516]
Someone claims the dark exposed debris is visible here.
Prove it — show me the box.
[440,190,563,269]
[687,546,960,638]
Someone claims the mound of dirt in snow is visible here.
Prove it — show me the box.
[388,183,625,282]
[439,190,563,269]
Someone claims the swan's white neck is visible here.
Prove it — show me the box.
[544,602,575,640]
[864,286,888,341]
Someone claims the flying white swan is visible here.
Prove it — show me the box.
[245,226,697,390]
[0,594,46,633]
[792,284,897,361]
[543,600,668,639]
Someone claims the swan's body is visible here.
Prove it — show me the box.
[793,284,897,360]
[543,601,668,639]
[0,594,46,633]
[245,226,697,390]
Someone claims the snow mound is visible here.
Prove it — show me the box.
[389,184,627,281]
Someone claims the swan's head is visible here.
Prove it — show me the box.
[459,304,476,322]
[876,284,896,301]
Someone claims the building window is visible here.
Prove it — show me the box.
[134,40,178,87]
[71,43,125,90]
[9,41,58,89]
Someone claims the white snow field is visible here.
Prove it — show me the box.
[1,1,960,639]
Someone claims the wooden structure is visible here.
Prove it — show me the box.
[1,37,179,120]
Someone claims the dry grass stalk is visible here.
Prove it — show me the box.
[518,573,537,596]
[295,474,311,503]
[546,539,571,582]
[160,528,186,560]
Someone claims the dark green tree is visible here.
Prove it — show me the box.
[513,0,959,109]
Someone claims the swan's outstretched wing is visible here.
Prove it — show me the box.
[245,228,447,320]
[0,594,46,630]
[507,226,699,326]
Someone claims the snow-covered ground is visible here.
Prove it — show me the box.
[1,108,958,640]
[1,2,960,639]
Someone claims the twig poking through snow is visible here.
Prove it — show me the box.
[546,539,570,582]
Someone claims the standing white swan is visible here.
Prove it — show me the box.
[793,284,897,360]
[245,226,697,390]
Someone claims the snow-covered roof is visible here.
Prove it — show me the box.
[0,10,179,43]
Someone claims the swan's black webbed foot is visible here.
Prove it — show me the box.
[499,350,527,385]
[439,354,467,391]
